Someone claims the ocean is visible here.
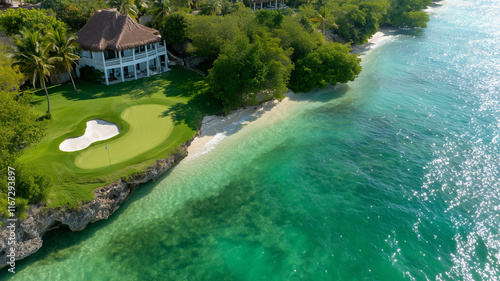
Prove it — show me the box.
[2,0,499,280]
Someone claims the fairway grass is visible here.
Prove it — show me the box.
[19,67,222,208]
[75,105,173,169]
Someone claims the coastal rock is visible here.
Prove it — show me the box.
[0,135,195,268]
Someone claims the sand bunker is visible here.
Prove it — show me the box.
[59,119,120,152]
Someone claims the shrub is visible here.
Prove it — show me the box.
[14,163,52,204]
[79,66,104,83]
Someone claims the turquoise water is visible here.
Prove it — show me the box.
[3,0,500,280]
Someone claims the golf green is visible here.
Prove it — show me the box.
[75,104,173,169]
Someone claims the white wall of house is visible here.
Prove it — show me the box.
[78,41,169,85]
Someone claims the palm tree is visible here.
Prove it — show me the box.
[311,7,338,36]
[47,28,80,92]
[12,29,55,114]
[109,0,139,20]
[148,0,172,27]
[191,0,202,10]
[201,0,221,15]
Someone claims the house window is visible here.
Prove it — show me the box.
[104,50,116,60]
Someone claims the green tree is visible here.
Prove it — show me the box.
[162,13,188,45]
[41,0,108,30]
[274,17,322,62]
[200,0,222,15]
[47,27,81,92]
[0,91,48,175]
[0,91,49,217]
[109,0,139,19]
[0,46,24,92]
[0,8,67,36]
[190,0,203,9]
[208,33,292,111]
[386,0,431,28]
[12,29,55,114]
[335,4,371,44]
[311,6,337,36]
[186,15,242,58]
[149,0,172,27]
[255,9,284,30]
[290,42,361,92]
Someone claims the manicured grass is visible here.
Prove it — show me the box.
[75,105,174,169]
[19,67,222,208]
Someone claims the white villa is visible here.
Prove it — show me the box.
[75,9,169,85]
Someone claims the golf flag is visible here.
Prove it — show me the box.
[106,145,108,149]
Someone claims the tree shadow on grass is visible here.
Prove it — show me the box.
[57,79,127,101]
[161,67,209,99]
[57,67,207,102]
[59,74,168,101]
[124,74,168,100]
[161,90,222,131]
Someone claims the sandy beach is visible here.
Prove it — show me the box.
[351,28,397,56]
[187,92,300,158]
[187,30,394,158]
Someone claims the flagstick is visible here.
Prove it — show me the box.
[107,146,111,167]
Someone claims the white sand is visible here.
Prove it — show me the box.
[187,30,394,158]
[187,92,301,159]
[59,119,120,152]
[351,29,397,57]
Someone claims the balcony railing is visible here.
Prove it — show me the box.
[101,48,166,67]
[105,58,120,66]
[122,56,134,63]
[135,52,147,60]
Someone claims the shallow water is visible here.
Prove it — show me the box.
[3,0,499,280]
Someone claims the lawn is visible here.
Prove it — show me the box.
[19,67,222,208]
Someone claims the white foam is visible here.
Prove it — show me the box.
[59,119,120,152]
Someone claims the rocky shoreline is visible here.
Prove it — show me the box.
[0,133,198,268]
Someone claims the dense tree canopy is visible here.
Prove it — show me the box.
[274,17,322,62]
[208,34,292,111]
[162,13,188,45]
[386,0,432,28]
[187,14,246,58]
[0,47,49,217]
[183,2,368,109]
[0,91,50,218]
[0,46,24,92]
[335,4,372,44]
[290,43,362,92]
[0,8,67,36]
[41,0,108,30]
